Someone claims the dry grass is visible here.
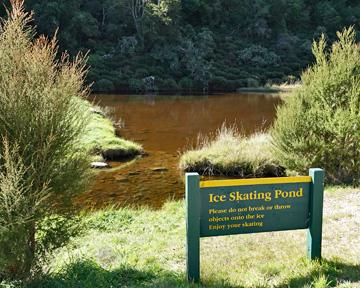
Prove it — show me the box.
[179,125,285,177]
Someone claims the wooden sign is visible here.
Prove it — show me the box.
[185,168,324,283]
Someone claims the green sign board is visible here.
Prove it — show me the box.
[185,168,324,283]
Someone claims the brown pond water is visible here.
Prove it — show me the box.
[77,93,282,209]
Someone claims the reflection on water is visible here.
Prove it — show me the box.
[76,93,282,209]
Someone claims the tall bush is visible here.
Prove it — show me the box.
[0,0,91,280]
[272,27,360,184]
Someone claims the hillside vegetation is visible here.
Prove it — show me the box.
[0,0,358,93]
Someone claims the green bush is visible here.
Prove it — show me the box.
[0,2,91,280]
[160,78,178,92]
[272,27,360,184]
[179,77,193,92]
[93,79,115,93]
[213,77,226,90]
[128,78,144,93]
[134,68,149,78]
[245,77,260,88]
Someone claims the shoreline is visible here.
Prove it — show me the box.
[91,84,300,97]
[81,100,143,164]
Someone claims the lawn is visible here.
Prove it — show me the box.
[28,187,360,288]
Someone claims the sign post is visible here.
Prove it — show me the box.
[307,168,325,260]
[185,168,324,283]
[186,173,200,283]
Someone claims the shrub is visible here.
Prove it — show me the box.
[210,76,227,89]
[160,78,178,92]
[134,68,149,79]
[245,77,260,88]
[93,79,115,93]
[179,77,193,92]
[128,78,144,93]
[238,45,280,68]
[0,1,91,280]
[0,139,47,280]
[180,125,285,177]
[271,27,360,184]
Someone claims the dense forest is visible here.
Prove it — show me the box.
[1,0,359,93]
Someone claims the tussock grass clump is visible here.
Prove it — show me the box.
[272,27,360,185]
[179,125,285,177]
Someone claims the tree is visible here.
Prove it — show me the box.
[0,0,91,280]
[2,0,357,93]
[272,27,360,185]
[126,0,148,47]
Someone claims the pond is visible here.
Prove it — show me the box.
[77,93,282,209]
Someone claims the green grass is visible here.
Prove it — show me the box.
[179,125,285,177]
[23,187,360,288]
[81,101,142,160]
[237,83,301,94]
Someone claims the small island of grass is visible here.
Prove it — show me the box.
[81,100,143,162]
[179,125,285,178]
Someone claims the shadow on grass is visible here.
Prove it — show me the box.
[277,258,360,288]
[27,258,359,288]
[27,260,237,288]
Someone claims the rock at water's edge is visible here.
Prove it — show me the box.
[91,162,110,169]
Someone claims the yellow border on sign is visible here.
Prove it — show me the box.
[200,176,312,188]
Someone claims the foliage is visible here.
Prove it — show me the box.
[271,27,360,185]
[0,0,91,280]
[92,79,115,93]
[0,0,357,93]
[0,140,47,280]
[238,45,280,68]
[180,125,285,177]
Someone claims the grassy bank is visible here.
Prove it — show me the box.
[237,83,301,94]
[179,126,284,177]
[24,187,360,288]
[81,100,142,161]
